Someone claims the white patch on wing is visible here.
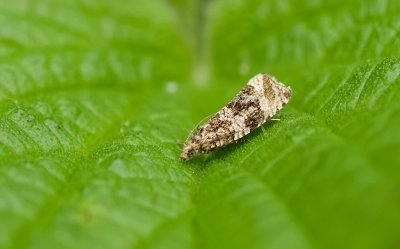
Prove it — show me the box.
[248,74,271,118]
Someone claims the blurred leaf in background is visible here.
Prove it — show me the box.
[0,0,399,249]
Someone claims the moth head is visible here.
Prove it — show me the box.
[250,73,292,105]
[277,84,292,105]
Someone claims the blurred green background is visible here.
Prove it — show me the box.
[0,0,399,249]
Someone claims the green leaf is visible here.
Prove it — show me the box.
[0,0,399,249]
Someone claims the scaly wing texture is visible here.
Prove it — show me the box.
[181,74,291,159]
[0,0,400,249]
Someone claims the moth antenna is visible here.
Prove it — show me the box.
[195,113,214,129]
[184,113,214,142]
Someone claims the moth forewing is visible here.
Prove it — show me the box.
[181,73,291,160]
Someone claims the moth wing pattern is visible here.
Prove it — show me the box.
[181,73,291,160]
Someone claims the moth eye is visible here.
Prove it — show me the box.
[284,89,292,99]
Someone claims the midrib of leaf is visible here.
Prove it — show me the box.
[193,162,314,249]
[191,1,400,246]
[191,0,400,248]
[0,0,400,247]
[194,111,393,249]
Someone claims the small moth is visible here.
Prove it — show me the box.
[181,73,292,160]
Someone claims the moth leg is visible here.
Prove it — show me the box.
[261,125,266,132]
[270,118,281,121]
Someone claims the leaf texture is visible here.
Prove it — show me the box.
[0,0,399,249]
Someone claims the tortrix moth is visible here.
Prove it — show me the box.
[181,73,292,160]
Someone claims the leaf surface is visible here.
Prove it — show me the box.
[0,0,399,249]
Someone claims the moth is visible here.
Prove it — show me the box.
[181,73,292,160]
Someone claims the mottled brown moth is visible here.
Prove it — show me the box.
[181,73,292,160]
